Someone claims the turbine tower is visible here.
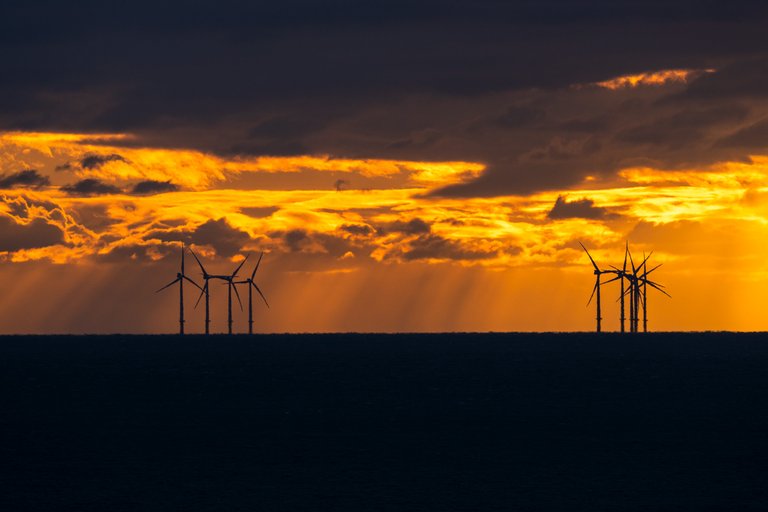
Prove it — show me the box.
[234,252,270,334]
[579,242,616,333]
[190,249,213,335]
[224,256,248,335]
[156,243,202,335]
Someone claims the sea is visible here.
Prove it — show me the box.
[2,332,768,511]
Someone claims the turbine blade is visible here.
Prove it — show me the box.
[189,248,208,276]
[638,250,653,271]
[232,282,244,310]
[579,241,600,271]
[587,279,598,306]
[252,282,270,308]
[181,242,185,274]
[602,275,621,285]
[641,263,663,279]
[231,254,249,278]
[182,275,203,292]
[194,282,208,309]
[623,242,628,272]
[647,281,671,297]
[251,251,264,280]
[156,277,180,293]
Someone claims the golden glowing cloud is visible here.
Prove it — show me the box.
[594,68,715,90]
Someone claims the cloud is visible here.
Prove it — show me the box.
[130,180,179,195]
[716,118,768,148]
[400,234,498,261]
[379,218,431,235]
[340,224,374,236]
[80,153,127,169]
[0,169,50,189]
[0,215,64,252]
[283,229,311,252]
[191,218,251,257]
[240,206,279,218]
[61,179,122,196]
[548,195,612,220]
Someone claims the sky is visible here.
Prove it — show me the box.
[2,1,768,333]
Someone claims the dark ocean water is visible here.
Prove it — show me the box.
[2,332,768,511]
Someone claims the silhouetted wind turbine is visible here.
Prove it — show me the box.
[156,243,202,335]
[190,249,213,335]
[580,242,617,333]
[620,244,628,333]
[637,256,669,332]
[618,248,668,332]
[234,252,270,334]
[223,256,248,335]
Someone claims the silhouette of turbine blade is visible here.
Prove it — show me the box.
[587,279,598,306]
[602,275,621,285]
[156,277,180,293]
[637,250,653,272]
[182,275,203,292]
[641,263,663,279]
[579,241,600,271]
[623,242,628,272]
[232,282,244,310]
[189,248,208,276]
[646,281,671,297]
[251,251,264,280]
[194,282,208,309]
[231,255,249,278]
[252,282,269,308]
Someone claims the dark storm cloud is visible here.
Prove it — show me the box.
[548,196,612,220]
[0,215,64,251]
[615,106,750,148]
[3,1,768,196]
[130,180,179,195]
[715,118,768,147]
[61,179,122,196]
[0,170,50,189]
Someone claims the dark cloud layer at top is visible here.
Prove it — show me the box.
[2,1,768,196]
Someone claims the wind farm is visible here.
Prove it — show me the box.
[580,242,670,334]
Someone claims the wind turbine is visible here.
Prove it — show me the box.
[637,256,669,332]
[190,249,213,335]
[222,256,248,335]
[234,252,270,334]
[190,250,247,334]
[156,243,202,335]
[618,247,668,332]
[579,242,617,333]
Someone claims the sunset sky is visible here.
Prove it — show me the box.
[2,1,768,333]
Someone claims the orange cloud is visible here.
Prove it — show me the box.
[594,68,714,90]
